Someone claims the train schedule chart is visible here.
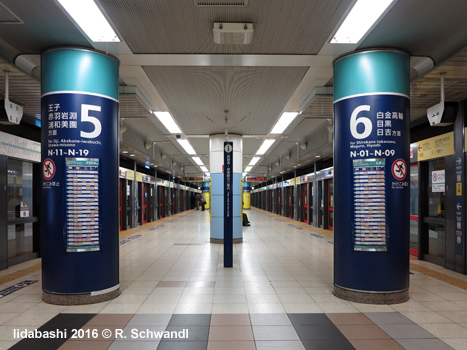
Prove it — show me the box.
[353,159,387,252]
[65,158,100,252]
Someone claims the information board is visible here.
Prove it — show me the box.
[353,159,387,251]
[65,158,100,252]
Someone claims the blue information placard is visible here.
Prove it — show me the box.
[224,142,233,267]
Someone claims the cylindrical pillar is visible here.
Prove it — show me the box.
[210,134,243,243]
[243,182,251,209]
[333,50,410,304]
[41,48,120,304]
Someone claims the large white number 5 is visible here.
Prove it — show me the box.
[80,104,102,139]
[350,105,372,139]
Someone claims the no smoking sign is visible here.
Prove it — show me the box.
[392,159,406,181]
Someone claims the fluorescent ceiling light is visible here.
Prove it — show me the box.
[153,111,182,134]
[270,112,299,134]
[242,173,247,177]
[200,166,209,173]
[192,157,204,166]
[244,166,253,172]
[249,157,261,166]
[177,139,196,155]
[256,139,275,155]
[57,0,120,42]
[330,0,394,44]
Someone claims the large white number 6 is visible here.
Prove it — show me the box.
[80,104,102,139]
[350,105,372,139]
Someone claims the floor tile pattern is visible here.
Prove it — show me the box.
[1,209,467,349]
[8,312,456,350]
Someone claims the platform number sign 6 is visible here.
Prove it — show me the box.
[80,104,102,139]
[350,105,372,139]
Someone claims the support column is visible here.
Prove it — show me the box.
[41,48,120,304]
[333,50,410,304]
[210,134,243,243]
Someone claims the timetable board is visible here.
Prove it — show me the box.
[65,158,100,252]
[353,158,387,252]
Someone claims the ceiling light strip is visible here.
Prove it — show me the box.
[57,0,120,42]
[330,0,394,44]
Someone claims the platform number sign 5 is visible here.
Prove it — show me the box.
[80,104,102,139]
[350,105,372,139]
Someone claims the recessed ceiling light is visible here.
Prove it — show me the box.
[177,139,196,155]
[270,112,299,134]
[57,0,120,42]
[122,151,128,154]
[192,157,204,166]
[249,157,261,166]
[129,154,135,157]
[153,111,182,134]
[256,140,275,155]
[330,0,394,44]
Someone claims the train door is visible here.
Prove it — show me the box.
[318,180,324,227]
[327,179,333,230]
[309,183,313,225]
[158,185,164,218]
[302,184,309,223]
[142,183,148,224]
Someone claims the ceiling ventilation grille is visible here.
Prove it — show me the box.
[194,0,248,7]
[0,2,24,24]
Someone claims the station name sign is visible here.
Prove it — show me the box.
[246,177,266,182]
[183,177,205,182]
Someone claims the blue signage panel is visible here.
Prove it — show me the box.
[41,92,119,293]
[334,93,410,292]
[224,142,233,267]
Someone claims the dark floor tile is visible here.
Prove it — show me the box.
[157,341,208,350]
[9,314,97,350]
[168,314,211,326]
[161,326,209,342]
[302,339,355,350]
[288,313,333,326]
[9,338,67,350]
[41,314,97,328]
[294,325,346,341]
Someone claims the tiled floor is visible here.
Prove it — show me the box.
[1,208,467,349]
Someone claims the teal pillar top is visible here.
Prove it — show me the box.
[333,50,410,102]
[42,48,119,101]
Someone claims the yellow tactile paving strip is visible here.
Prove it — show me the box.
[0,263,42,286]
[409,263,467,291]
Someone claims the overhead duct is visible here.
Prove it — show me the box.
[0,71,23,125]
[427,73,459,126]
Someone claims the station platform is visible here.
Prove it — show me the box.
[1,208,467,350]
